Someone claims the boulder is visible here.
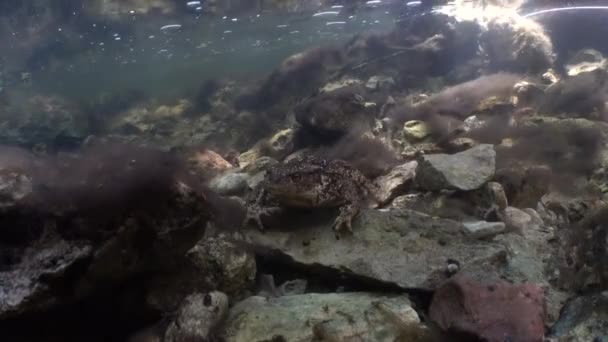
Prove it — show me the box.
[144,233,255,311]
[221,293,432,342]
[462,221,506,239]
[429,276,546,342]
[565,49,608,76]
[549,293,608,341]
[164,292,229,342]
[239,208,510,290]
[264,128,295,160]
[403,120,431,142]
[479,13,555,73]
[209,171,249,196]
[0,95,90,149]
[365,75,395,91]
[503,206,535,234]
[416,144,496,191]
[294,86,370,136]
[0,239,92,319]
[188,149,234,180]
[186,234,256,298]
[374,161,417,205]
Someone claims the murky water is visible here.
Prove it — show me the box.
[2,1,608,342]
[2,2,397,100]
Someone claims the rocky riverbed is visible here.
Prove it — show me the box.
[1,1,608,341]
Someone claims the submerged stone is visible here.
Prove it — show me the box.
[221,292,431,342]
[416,144,496,191]
[240,208,508,290]
[430,276,546,342]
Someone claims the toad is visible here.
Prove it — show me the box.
[243,155,376,234]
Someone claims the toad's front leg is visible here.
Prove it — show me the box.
[332,203,359,236]
[243,203,282,231]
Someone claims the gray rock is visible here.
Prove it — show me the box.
[366,75,395,91]
[209,171,249,196]
[494,218,566,324]
[503,206,535,234]
[566,49,608,76]
[463,115,486,132]
[257,274,307,298]
[416,144,496,191]
[76,182,211,299]
[0,239,92,318]
[240,209,508,290]
[221,292,431,342]
[462,221,506,239]
[145,233,255,311]
[186,234,256,298]
[374,161,417,205]
[265,128,295,160]
[164,292,229,342]
[0,171,32,209]
[549,293,608,341]
[480,14,555,73]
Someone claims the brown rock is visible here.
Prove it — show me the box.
[374,161,417,205]
[430,276,546,342]
[495,165,551,208]
[189,149,234,179]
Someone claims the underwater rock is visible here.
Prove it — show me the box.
[429,276,546,342]
[390,181,507,221]
[188,149,234,180]
[462,221,506,239]
[164,292,229,342]
[74,181,212,297]
[0,238,92,319]
[256,274,308,299]
[0,143,214,324]
[0,169,32,209]
[495,165,552,208]
[403,120,431,142]
[237,46,345,111]
[365,75,395,91]
[294,85,370,137]
[221,292,431,342]
[374,160,417,206]
[144,233,255,312]
[239,208,510,290]
[479,13,555,73]
[494,212,567,324]
[415,144,496,191]
[462,115,486,132]
[501,117,608,188]
[320,78,363,93]
[0,95,90,149]
[538,69,608,120]
[565,49,608,76]
[264,128,295,160]
[513,81,545,107]
[503,206,536,234]
[241,156,278,175]
[549,293,608,341]
[186,234,256,298]
[209,171,249,196]
[557,204,608,292]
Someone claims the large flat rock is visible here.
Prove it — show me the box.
[221,292,430,342]
[241,208,508,290]
[416,144,496,191]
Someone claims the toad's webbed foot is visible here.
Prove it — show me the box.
[243,205,282,231]
[332,204,359,237]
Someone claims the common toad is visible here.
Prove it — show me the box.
[243,155,376,234]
